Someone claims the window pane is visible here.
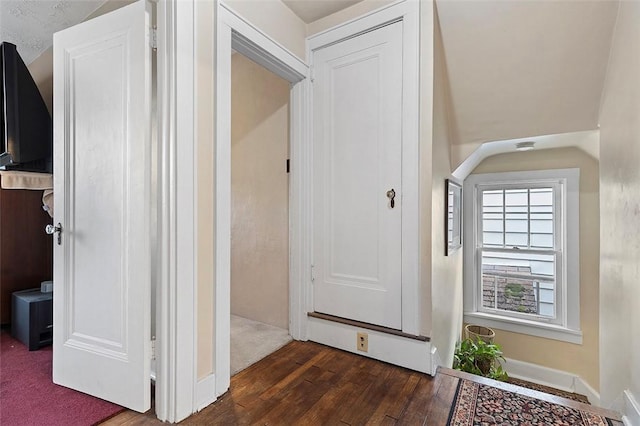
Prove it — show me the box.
[538,303,554,317]
[530,219,552,233]
[483,190,503,206]
[539,286,554,303]
[531,213,553,220]
[505,213,527,220]
[529,258,554,275]
[506,205,528,213]
[480,186,557,251]
[484,206,504,213]
[531,233,553,248]
[530,188,553,205]
[483,232,503,246]
[505,219,527,232]
[531,206,553,213]
[505,233,528,247]
[484,213,503,220]
[483,251,555,275]
[483,219,503,232]
[505,189,528,206]
[481,250,555,318]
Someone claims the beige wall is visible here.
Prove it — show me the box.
[223,0,306,60]
[428,6,463,367]
[230,54,290,330]
[597,1,640,409]
[470,147,600,390]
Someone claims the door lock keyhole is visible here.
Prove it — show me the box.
[386,188,396,208]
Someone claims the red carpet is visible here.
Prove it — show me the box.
[0,331,124,425]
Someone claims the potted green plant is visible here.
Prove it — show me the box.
[453,337,508,381]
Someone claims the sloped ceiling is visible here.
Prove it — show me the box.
[0,0,107,64]
[436,0,619,150]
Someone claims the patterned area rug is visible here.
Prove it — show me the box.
[447,379,614,425]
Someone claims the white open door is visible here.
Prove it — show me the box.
[52,0,151,412]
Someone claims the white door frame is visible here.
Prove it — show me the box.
[155,0,198,421]
[308,0,420,335]
[214,0,308,397]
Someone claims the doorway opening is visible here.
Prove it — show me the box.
[213,3,308,396]
[229,51,292,375]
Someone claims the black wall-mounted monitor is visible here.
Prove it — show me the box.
[1,42,53,173]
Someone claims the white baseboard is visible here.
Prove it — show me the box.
[195,374,217,412]
[574,379,601,408]
[622,390,640,426]
[307,316,432,374]
[504,357,600,406]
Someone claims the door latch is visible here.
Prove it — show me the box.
[45,223,63,245]
[386,188,396,208]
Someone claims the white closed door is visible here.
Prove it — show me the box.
[313,22,403,329]
[52,0,151,412]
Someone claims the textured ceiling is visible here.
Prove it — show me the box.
[0,0,362,64]
[282,0,363,23]
[0,0,107,64]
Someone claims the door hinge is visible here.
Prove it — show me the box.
[150,27,158,51]
[151,337,156,360]
[311,264,315,282]
[286,159,290,174]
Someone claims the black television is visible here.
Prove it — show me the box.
[0,42,52,173]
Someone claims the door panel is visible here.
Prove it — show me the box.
[313,22,403,329]
[52,0,151,412]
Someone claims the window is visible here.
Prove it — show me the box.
[463,169,582,344]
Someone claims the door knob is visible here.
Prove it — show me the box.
[386,188,396,208]
[46,223,63,245]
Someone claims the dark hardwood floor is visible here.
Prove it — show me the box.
[102,341,621,425]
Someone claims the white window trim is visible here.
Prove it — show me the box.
[463,168,582,344]
[475,181,563,325]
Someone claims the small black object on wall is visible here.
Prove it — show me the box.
[445,178,462,256]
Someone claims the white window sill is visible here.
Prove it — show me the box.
[463,312,583,344]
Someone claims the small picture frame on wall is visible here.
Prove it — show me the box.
[445,179,462,256]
